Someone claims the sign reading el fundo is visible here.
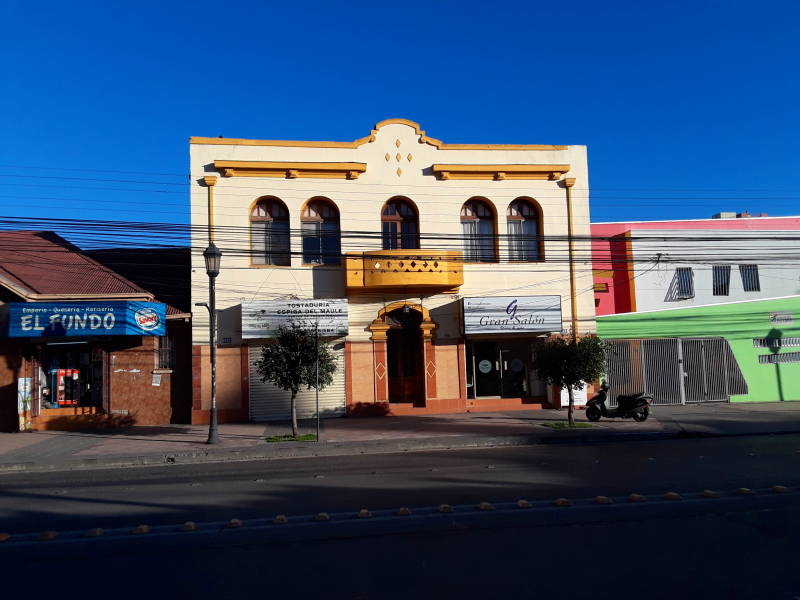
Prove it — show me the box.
[7,302,166,337]
[462,296,562,335]
[241,299,349,339]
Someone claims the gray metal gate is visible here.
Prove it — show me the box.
[605,337,747,406]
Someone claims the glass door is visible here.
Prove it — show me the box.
[500,342,528,398]
[473,342,502,397]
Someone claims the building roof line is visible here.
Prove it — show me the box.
[597,294,800,318]
[593,215,800,226]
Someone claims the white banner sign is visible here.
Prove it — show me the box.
[241,299,349,339]
[560,384,587,407]
[463,296,562,335]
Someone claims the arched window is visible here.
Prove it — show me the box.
[250,197,290,266]
[460,198,496,262]
[381,198,419,250]
[301,198,341,265]
[507,198,542,261]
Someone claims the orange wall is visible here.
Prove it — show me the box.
[432,342,460,400]
[348,341,375,404]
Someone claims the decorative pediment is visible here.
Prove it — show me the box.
[192,119,567,151]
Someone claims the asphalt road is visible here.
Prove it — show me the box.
[1,433,799,534]
[2,499,799,600]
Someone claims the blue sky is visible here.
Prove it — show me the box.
[1,0,798,242]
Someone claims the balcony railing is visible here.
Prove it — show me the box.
[345,250,464,292]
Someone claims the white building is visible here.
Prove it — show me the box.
[189,119,595,422]
[628,229,800,312]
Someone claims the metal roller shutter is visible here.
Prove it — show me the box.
[248,339,346,422]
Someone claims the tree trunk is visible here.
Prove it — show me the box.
[290,391,298,438]
[567,386,575,427]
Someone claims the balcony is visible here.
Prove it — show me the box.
[345,250,464,292]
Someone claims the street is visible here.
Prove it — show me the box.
[2,435,800,598]
[1,434,799,533]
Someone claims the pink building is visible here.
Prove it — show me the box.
[591,214,800,316]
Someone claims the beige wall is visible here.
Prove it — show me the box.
[190,120,596,346]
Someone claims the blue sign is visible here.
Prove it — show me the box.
[7,302,166,337]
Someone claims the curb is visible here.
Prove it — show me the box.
[2,426,800,474]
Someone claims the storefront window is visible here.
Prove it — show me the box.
[39,344,103,410]
[466,339,547,399]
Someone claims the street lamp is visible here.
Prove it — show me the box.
[196,242,222,444]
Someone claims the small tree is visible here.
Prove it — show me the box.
[533,335,607,426]
[253,324,337,437]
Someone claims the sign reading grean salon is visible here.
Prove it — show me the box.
[241,299,349,339]
[462,296,562,335]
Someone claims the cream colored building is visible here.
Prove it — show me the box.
[189,119,595,423]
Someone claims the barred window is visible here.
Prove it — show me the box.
[758,351,800,364]
[753,337,800,349]
[739,264,760,292]
[156,336,174,369]
[712,265,731,296]
[676,267,694,298]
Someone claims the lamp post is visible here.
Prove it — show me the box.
[197,242,222,444]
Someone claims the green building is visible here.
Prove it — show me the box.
[596,296,800,404]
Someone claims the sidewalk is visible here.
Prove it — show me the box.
[2,402,800,473]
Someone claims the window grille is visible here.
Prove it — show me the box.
[675,267,694,298]
[739,264,760,292]
[758,352,800,364]
[156,336,174,369]
[753,337,800,349]
[712,265,731,296]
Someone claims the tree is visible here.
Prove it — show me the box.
[253,323,337,437]
[533,335,607,426]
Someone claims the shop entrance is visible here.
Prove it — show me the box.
[467,340,545,399]
[386,307,425,405]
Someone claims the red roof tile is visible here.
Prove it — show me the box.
[0,231,151,298]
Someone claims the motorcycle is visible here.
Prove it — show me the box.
[585,381,653,422]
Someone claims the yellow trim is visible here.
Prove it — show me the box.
[432,164,570,181]
[299,195,340,219]
[191,119,568,151]
[368,300,438,340]
[346,250,464,292]
[202,177,217,243]
[215,160,366,179]
[564,178,578,338]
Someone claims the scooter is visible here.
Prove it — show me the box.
[586,381,653,422]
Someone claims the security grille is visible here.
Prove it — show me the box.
[739,264,760,292]
[675,268,694,298]
[758,352,800,364]
[712,265,731,296]
[605,337,747,406]
[753,337,800,349]
[248,340,346,421]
